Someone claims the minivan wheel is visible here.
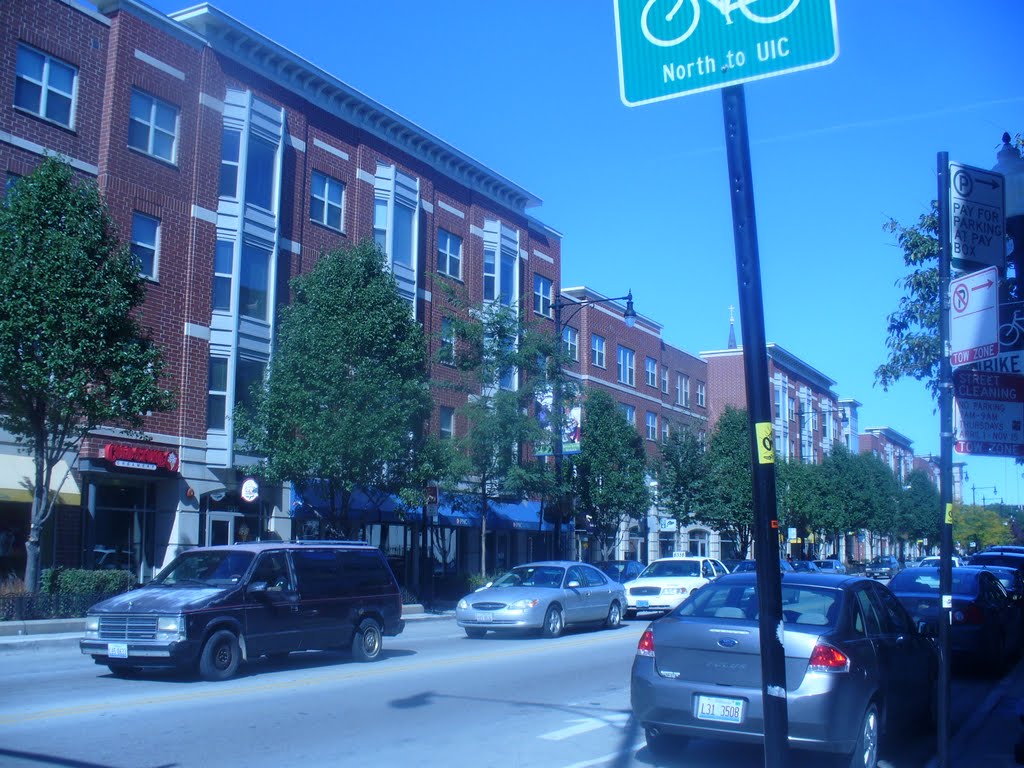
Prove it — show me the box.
[848,703,879,768]
[199,629,240,681]
[541,606,563,638]
[352,618,383,662]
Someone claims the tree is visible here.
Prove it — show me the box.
[657,425,705,527]
[572,389,650,561]
[235,241,430,536]
[776,459,819,558]
[0,157,172,591]
[695,406,755,559]
[441,290,556,577]
[952,504,1012,552]
[898,468,942,550]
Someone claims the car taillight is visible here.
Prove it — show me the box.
[808,643,849,672]
[953,602,984,625]
[637,628,655,657]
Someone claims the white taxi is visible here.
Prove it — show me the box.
[623,556,728,617]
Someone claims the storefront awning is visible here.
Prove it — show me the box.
[490,500,551,532]
[0,455,81,506]
[291,484,416,524]
[434,494,552,532]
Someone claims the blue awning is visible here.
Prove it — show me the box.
[490,500,552,532]
[291,483,418,524]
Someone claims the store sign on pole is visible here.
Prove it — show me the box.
[953,369,1024,457]
[949,266,999,367]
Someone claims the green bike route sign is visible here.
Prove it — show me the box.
[614,0,839,106]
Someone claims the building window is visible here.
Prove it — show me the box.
[440,406,455,440]
[310,170,344,231]
[392,200,415,267]
[437,229,462,279]
[698,381,706,407]
[130,212,160,280]
[646,411,657,441]
[563,327,579,361]
[788,396,795,421]
[619,403,635,426]
[128,89,178,163]
[235,358,266,415]
[240,242,271,321]
[678,374,690,407]
[373,198,388,254]
[14,44,77,128]
[213,240,233,312]
[617,346,635,387]
[207,357,228,430]
[219,127,241,198]
[440,317,455,365]
[661,419,670,442]
[4,173,22,196]
[661,368,669,394]
[534,274,553,318]
[245,133,277,210]
[591,334,606,368]
[645,357,657,387]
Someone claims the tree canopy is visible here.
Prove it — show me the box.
[0,157,172,590]
[235,240,430,535]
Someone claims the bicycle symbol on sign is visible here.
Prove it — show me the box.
[641,0,801,47]
[1000,309,1024,348]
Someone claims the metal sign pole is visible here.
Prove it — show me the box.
[937,151,954,768]
[722,83,789,768]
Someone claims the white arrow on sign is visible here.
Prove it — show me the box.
[949,266,999,367]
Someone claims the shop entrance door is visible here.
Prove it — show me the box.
[208,512,237,546]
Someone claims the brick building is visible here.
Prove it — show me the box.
[0,0,561,583]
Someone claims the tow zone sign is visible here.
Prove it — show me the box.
[953,369,1024,457]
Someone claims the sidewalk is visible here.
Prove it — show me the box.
[0,604,456,652]
[927,653,1024,768]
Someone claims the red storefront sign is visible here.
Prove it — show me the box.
[103,443,179,472]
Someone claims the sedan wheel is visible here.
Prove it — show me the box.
[849,703,879,768]
[541,606,564,638]
[605,602,622,629]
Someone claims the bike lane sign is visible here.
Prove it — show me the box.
[953,369,1024,457]
[613,0,839,106]
[949,266,999,367]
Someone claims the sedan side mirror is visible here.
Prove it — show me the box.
[567,580,582,589]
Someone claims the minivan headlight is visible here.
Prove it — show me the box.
[83,616,99,638]
[156,615,185,641]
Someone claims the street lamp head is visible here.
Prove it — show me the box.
[623,290,637,328]
[993,131,1024,217]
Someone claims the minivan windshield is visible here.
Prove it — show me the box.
[154,550,255,587]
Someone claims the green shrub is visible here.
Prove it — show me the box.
[466,571,504,592]
[40,568,135,595]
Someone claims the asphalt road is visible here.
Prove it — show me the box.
[0,617,1000,768]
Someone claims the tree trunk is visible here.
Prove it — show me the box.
[480,480,488,578]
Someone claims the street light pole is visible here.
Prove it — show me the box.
[551,290,636,560]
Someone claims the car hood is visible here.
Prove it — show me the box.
[460,586,559,605]
[624,576,707,589]
[88,585,233,614]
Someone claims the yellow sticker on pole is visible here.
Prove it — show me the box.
[945,503,953,524]
[755,423,775,464]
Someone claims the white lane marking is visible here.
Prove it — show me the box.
[540,713,630,741]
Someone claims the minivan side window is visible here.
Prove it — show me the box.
[336,550,393,594]
[292,549,344,599]
[251,551,293,591]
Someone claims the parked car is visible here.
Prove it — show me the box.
[593,559,645,584]
[631,572,937,765]
[813,559,847,574]
[623,556,728,618]
[965,563,1024,635]
[455,561,626,638]
[969,551,1024,579]
[730,558,794,574]
[888,566,1021,673]
[790,560,821,573]
[80,541,404,681]
[917,555,964,568]
[865,555,903,579]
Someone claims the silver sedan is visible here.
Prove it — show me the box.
[456,560,627,638]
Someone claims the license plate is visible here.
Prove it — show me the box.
[107,643,129,659]
[696,695,744,724]
[637,600,649,607]
[477,613,493,623]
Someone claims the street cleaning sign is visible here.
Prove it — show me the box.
[953,369,1024,457]
[613,0,839,106]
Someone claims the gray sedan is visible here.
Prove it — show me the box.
[631,572,938,768]
[456,561,626,639]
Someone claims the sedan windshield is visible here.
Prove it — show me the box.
[154,550,255,587]
[640,560,700,578]
[490,566,565,589]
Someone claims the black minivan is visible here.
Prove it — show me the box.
[80,541,405,680]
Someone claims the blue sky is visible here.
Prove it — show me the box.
[145,0,1024,505]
